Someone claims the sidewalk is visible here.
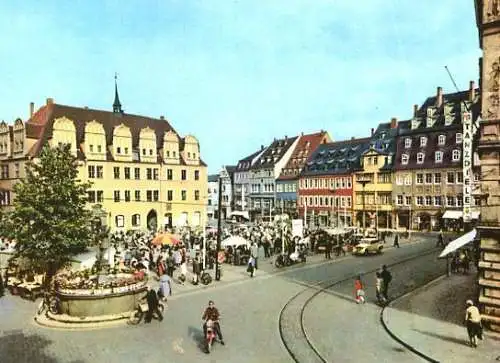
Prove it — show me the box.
[383,271,500,362]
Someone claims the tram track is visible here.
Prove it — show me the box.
[278,246,441,363]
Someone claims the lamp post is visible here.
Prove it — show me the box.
[356,177,371,235]
[215,174,223,281]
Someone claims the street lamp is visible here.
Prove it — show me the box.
[356,176,371,235]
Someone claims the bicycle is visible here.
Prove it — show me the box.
[36,291,59,316]
[129,301,165,325]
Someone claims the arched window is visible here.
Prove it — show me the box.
[452,149,461,162]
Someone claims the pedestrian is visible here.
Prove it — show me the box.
[143,286,163,323]
[325,238,332,260]
[375,271,386,305]
[158,274,172,307]
[380,265,392,300]
[263,240,270,258]
[250,242,259,270]
[192,256,201,285]
[393,233,400,248]
[247,256,256,277]
[465,300,483,347]
[0,270,4,297]
[437,231,444,248]
[166,251,175,277]
[354,275,365,304]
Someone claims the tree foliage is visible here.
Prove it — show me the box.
[4,144,93,279]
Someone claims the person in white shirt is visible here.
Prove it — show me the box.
[465,300,482,347]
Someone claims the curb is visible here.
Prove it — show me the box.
[379,274,447,363]
[34,313,128,330]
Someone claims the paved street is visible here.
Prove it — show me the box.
[0,235,482,363]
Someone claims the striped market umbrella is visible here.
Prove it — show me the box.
[152,233,181,246]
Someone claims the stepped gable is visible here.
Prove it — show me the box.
[278,131,329,181]
[301,137,371,177]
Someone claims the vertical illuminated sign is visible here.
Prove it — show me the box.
[462,111,472,223]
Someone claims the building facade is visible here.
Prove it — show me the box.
[0,93,207,232]
[393,86,480,231]
[207,174,219,221]
[249,136,299,220]
[353,119,398,230]
[298,138,371,228]
[276,131,330,217]
[475,0,500,333]
[219,165,235,220]
[233,148,266,212]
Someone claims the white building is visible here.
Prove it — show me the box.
[234,147,267,212]
[219,165,236,220]
[249,136,300,221]
[207,174,219,222]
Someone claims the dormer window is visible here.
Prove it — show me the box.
[142,148,146,155]
[124,147,128,154]
[452,149,461,162]
[426,108,434,127]
[149,149,153,156]
[438,135,446,146]
[417,152,425,164]
[117,147,121,154]
[166,150,170,157]
[173,151,176,157]
[193,153,196,159]
[188,152,191,158]
[405,138,412,148]
[89,145,94,152]
[456,133,463,144]
[420,137,427,147]
[401,154,409,165]
[97,145,102,153]
[411,119,420,129]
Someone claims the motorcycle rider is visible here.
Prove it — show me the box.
[202,300,225,345]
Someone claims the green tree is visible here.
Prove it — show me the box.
[4,144,93,286]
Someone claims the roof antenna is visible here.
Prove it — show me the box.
[444,65,470,112]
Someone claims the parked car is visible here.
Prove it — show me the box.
[352,238,384,256]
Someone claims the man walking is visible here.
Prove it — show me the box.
[143,286,163,323]
[380,265,392,301]
[393,233,400,248]
[465,300,482,347]
[250,242,259,270]
[325,237,332,259]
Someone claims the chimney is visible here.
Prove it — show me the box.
[301,132,304,136]
[469,80,475,101]
[84,106,89,110]
[285,135,287,140]
[390,117,397,129]
[413,104,418,117]
[160,115,165,120]
[371,128,374,136]
[46,98,54,105]
[351,136,355,140]
[436,87,443,108]
[29,102,34,118]
[261,145,264,150]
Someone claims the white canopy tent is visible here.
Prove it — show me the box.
[221,235,250,248]
[439,229,477,258]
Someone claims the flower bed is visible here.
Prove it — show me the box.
[54,268,146,296]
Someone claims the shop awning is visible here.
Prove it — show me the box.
[439,229,477,258]
[442,210,480,219]
[228,211,250,220]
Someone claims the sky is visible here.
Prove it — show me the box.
[0,0,481,173]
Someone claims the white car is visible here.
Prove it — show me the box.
[353,238,384,256]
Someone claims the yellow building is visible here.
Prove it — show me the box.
[353,122,398,230]
[0,91,207,232]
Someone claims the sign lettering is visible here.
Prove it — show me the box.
[462,111,474,223]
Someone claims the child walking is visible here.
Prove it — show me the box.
[354,275,365,304]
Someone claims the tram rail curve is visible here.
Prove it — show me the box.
[278,246,440,363]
